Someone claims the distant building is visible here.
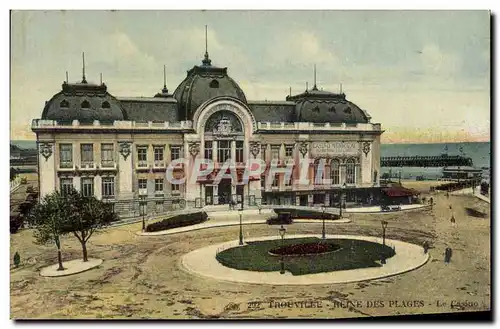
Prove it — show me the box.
[32,48,383,217]
[442,166,482,181]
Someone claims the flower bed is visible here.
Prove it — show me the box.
[269,242,340,256]
[273,208,339,220]
[145,211,208,232]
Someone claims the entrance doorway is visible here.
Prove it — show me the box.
[299,195,308,206]
[205,185,214,205]
[218,179,232,204]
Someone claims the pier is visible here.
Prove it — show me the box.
[380,155,473,167]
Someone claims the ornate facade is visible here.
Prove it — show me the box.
[32,50,383,217]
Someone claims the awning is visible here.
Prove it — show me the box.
[382,186,419,197]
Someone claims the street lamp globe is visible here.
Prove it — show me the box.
[279,225,286,238]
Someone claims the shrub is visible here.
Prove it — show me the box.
[267,212,293,225]
[10,213,23,234]
[146,211,208,232]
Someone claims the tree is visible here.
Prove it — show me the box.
[27,191,74,271]
[63,189,117,262]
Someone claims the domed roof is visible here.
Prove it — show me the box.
[288,86,370,124]
[41,80,128,123]
[173,53,247,120]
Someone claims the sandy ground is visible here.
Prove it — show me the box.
[10,182,490,319]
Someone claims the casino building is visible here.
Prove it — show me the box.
[32,47,383,217]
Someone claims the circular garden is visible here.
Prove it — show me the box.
[215,237,396,276]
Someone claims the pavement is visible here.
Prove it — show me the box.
[39,258,103,277]
[345,204,429,213]
[180,234,430,285]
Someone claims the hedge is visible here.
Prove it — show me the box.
[273,208,339,220]
[145,211,208,232]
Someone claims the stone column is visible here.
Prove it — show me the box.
[38,141,56,198]
[95,175,102,199]
[295,195,300,206]
[213,140,218,163]
[185,141,201,206]
[117,141,134,200]
[360,141,373,186]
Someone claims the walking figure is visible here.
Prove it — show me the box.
[451,214,456,226]
[444,247,452,263]
[423,241,430,254]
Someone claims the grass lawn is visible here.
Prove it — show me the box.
[216,237,396,276]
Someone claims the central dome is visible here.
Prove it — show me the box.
[173,54,247,120]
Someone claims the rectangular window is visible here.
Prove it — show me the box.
[59,144,73,168]
[261,176,265,189]
[137,146,148,167]
[272,174,279,187]
[60,177,73,195]
[155,178,164,192]
[285,145,294,157]
[154,146,164,161]
[261,145,267,161]
[101,143,114,167]
[204,141,213,160]
[284,174,292,186]
[102,177,115,198]
[171,146,181,161]
[80,144,94,165]
[81,177,94,197]
[138,178,148,190]
[218,141,231,163]
[271,145,280,160]
[171,183,180,191]
[236,141,244,163]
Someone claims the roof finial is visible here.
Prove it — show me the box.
[340,83,343,94]
[100,73,103,85]
[162,64,168,93]
[82,52,87,84]
[202,25,212,66]
[306,82,309,91]
[289,86,292,97]
[312,64,318,91]
[65,71,68,84]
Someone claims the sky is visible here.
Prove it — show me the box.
[10,10,490,143]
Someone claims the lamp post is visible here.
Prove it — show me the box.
[321,204,326,240]
[238,207,243,245]
[340,183,346,218]
[278,225,286,274]
[381,220,388,247]
[140,195,147,232]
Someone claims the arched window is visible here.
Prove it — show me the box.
[346,158,356,184]
[209,79,219,88]
[60,100,69,108]
[344,107,352,114]
[102,101,110,108]
[81,100,90,109]
[312,105,320,113]
[313,158,327,185]
[330,159,340,185]
[328,106,336,113]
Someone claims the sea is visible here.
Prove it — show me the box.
[380,142,491,182]
[10,140,491,182]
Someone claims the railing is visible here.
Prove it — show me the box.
[80,162,96,170]
[154,160,166,168]
[101,161,116,169]
[32,119,194,130]
[256,122,381,131]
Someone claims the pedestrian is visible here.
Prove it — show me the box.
[451,214,456,226]
[444,247,452,263]
[423,241,430,254]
